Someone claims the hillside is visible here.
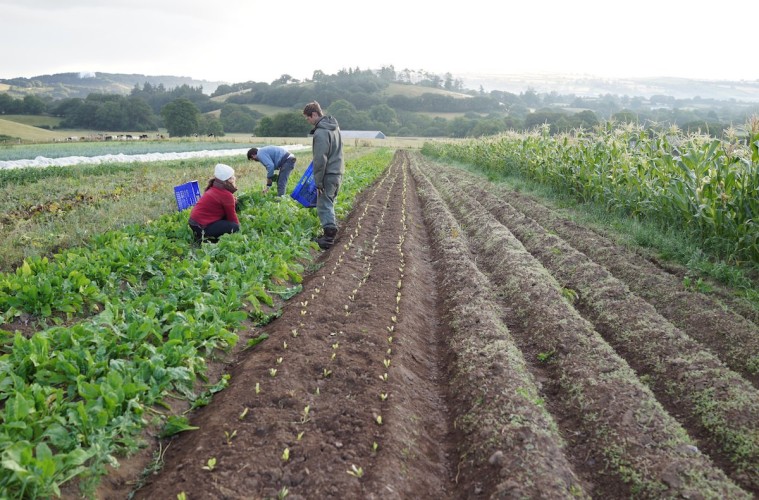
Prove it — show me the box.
[4,70,759,103]
[460,72,759,102]
[0,72,225,99]
[0,117,66,142]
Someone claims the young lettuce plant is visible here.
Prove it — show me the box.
[301,405,311,424]
[347,464,364,478]
[224,430,237,445]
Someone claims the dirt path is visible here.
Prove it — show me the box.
[95,150,758,499]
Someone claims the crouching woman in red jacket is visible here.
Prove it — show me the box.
[188,163,240,243]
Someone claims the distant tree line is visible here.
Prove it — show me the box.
[2,66,759,138]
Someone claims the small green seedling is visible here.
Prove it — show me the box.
[202,457,217,471]
[347,464,364,478]
[281,448,290,462]
[269,368,278,377]
[224,430,237,445]
[239,407,249,420]
[561,287,578,304]
[537,350,556,363]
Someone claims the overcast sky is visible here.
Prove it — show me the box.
[2,0,756,86]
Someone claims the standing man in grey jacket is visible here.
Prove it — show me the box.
[303,101,344,250]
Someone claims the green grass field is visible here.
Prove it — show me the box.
[1,114,63,128]
[0,118,65,142]
[380,82,472,99]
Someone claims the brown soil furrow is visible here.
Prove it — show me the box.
[417,155,750,498]
[361,153,456,499]
[481,174,759,385]
[410,153,589,498]
[452,169,759,493]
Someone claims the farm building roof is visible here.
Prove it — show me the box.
[340,130,386,139]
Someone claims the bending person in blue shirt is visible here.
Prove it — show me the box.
[247,146,297,196]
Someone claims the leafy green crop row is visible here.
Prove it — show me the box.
[422,119,759,266]
[0,149,392,498]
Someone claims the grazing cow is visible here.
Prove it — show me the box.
[139,134,149,140]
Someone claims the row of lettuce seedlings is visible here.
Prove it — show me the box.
[345,160,406,477]
[269,163,398,486]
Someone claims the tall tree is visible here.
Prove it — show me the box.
[255,112,309,137]
[161,98,200,137]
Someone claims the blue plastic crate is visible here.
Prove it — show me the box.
[290,161,317,208]
[174,180,201,211]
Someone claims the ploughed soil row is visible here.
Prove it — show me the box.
[480,174,759,384]
[454,169,759,491]
[413,154,751,498]
[99,150,755,498]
